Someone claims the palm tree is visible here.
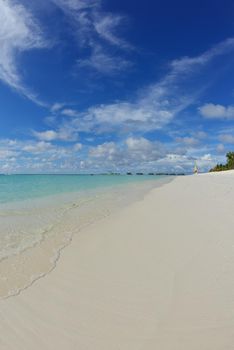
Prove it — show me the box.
[210,152,234,172]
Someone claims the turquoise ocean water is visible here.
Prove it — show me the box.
[0,174,168,298]
[0,174,162,204]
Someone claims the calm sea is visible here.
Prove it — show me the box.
[0,174,169,298]
[0,174,162,204]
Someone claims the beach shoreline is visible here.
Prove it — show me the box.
[0,175,172,299]
[1,171,234,349]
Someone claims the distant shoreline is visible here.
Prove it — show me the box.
[0,172,186,176]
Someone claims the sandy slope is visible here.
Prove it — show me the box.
[1,172,234,350]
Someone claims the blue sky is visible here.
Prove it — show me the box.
[1,0,234,173]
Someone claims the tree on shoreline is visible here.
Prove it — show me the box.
[210,152,234,172]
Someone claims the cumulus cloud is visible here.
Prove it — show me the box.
[83,98,173,132]
[85,137,220,173]
[73,143,83,151]
[200,153,212,161]
[175,136,200,147]
[219,134,234,144]
[33,130,58,141]
[2,29,234,172]
[89,142,119,160]
[0,149,18,159]
[0,138,85,173]
[0,0,47,102]
[60,83,180,134]
[199,103,234,119]
[157,153,217,174]
[23,141,53,154]
[0,135,220,174]
[33,127,79,142]
[217,144,226,153]
[196,131,207,139]
[88,137,167,171]
[125,137,166,161]
[50,37,234,135]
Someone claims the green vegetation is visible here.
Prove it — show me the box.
[210,152,234,172]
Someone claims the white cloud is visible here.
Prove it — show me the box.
[33,128,79,142]
[51,102,66,113]
[125,137,165,161]
[94,13,131,49]
[51,0,131,75]
[170,38,234,75]
[77,45,131,74]
[73,143,83,151]
[0,138,85,173]
[54,37,234,135]
[157,153,217,174]
[33,130,58,141]
[51,0,98,11]
[126,137,152,150]
[3,33,234,173]
[219,134,234,144]
[200,153,212,161]
[0,149,18,159]
[0,0,47,102]
[61,109,79,117]
[22,141,53,154]
[89,137,167,171]
[52,0,128,49]
[217,144,226,153]
[175,136,199,146]
[86,137,221,173]
[196,131,207,139]
[67,88,175,134]
[199,103,234,119]
[0,136,221,174]
[89,142,117,159]
[87,100,173,130]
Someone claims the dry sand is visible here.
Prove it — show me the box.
[1,171,234,349]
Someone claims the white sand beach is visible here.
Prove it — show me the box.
[1,171,234,349]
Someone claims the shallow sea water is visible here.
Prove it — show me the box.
[0,175,171,298]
